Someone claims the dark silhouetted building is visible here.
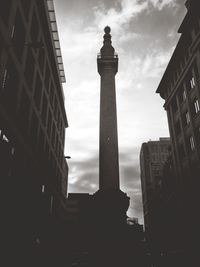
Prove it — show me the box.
[156,0,200,196]
[156,0,200,262]
[140,138,186,262]
[65,193,92,224]
[0,0,68,264]
[140,138,170,231]
[157,0,200,191]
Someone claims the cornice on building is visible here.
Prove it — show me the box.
[156,1,199,103]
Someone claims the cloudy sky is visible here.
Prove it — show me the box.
[53,0,186,223]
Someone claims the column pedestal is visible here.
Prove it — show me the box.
[93,188,129,230]
[91,189,130,267]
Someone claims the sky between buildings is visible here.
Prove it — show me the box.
[54,0,186,223]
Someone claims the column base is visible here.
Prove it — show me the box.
[92,188,130,231]
[90,189,130,266]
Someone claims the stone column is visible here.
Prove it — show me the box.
[97,26,119,190]
[92,26,129,225]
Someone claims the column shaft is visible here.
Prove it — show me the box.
[99,67,119,190]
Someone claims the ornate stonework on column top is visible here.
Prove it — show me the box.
[100,26,116,58]
[97,26,118,74]
[104,25,111,34]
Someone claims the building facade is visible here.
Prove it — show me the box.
[156,0,200,256]
[140,138,170,230]
[0,0,68,262]
[156,0,200,197]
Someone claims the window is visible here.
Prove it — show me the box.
[178,143,185,159]
[38,46,45,73]
[151,145,158,153]
[175,120,181,135]
[25,51,35,89]
[178,87,186,103]
[42,95,48,125]
[55,134,59,156]
[194,99,200,114]
[19,89,30,130]
[183,90,186,101]
[152,155,157,162]
[12,11,26,61]
[193,17,199,35]
[162,154,167,161]
[45,65,50,92]
[190,77,195,89]
[1,69,8,90]
[11,147,15,155]
[42,185,45,193]
[171,97,178,113]
[52,123,56,147]
[49,83,54,107]
[57,112,60,131]
[189,136,195,151]
[47,110,52,137]
[54,97,58,120]
[186,112,190,124]
[30,111,38,147]
[0,131,9,143]
[195,127,200,148]
[193,62,199,80]
[34,73,42,110]
[11,25,15,38]
[31,12,39,43]
[1,60,19,112]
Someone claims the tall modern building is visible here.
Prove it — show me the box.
[93,27,129,227]
[140,138,170,230]
[0,0,68,261]
[156,0,200,254]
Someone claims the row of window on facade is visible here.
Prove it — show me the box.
[0,0,33,26]
[165,15,200,97]
[2,3,62,117]
[178,127,200,160]
[1,44,65,139]
[150,145,169,153]
[0,7,62,117]
[1,0,64,84]
[183,99,200,124]
[151,154,168,163]
[1,1,66,198]
[1,10,66,184]
[174,98,200,138]
[1,65,65,174]
[171,64,199,113]
[1,0,44,55]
